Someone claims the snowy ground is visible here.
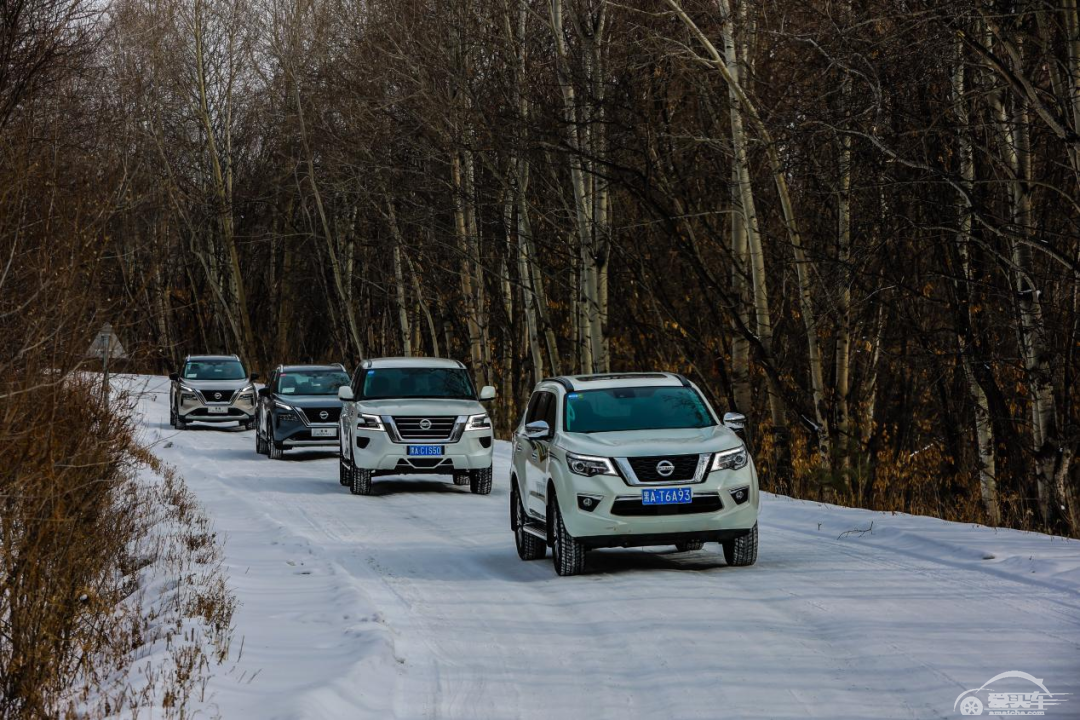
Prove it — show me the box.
[126,375,1080,719]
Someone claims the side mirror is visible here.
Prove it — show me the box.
[257,387,271,399]
[524,420,550,440]
[479,385,496,401]
[249,372,260,382]
[168,373,179,382]
[723,412,746,431]
[338,386,354,401]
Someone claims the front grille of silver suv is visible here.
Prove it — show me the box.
[626,454,701,482]
[392,416,458,441]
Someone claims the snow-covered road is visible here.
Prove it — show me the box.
[129,375,1080,719]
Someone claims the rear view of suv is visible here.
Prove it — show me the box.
[337,358,496,496]
[169,354,258,429]
[509,373,758,576]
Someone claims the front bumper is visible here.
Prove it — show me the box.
[178,391,255,423]
[272,412,338,448]
[354,428,493,475]
[556,461,760,542]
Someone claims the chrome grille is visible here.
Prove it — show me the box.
[392,416,457,441]
[626,454,702,482]
[199,389,236,404]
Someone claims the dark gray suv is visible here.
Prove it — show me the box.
[255,364,350,459]
[169,354,258,429]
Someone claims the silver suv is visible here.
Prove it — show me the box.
[169,354,258,429]
[509,373,758,576]
[337,358,496,496]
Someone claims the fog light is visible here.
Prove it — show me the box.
[577,494,603,512]
[729,486,750,505]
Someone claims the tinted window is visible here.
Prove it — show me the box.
[361,368,476,400]
[182,360,246,381]
[277,370,350,396]
[563,386,715,433]
[526,391,552,424]
[542,392,557,430]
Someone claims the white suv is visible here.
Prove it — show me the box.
[509,373,759,576]
[337,357,496,496]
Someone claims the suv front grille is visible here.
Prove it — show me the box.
[200,389,237,404]
[392,416,457,441]
[611,494,723,516]
[300,406,341,424]
[626,454,702,482]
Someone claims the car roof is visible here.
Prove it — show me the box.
[360,357,466,370]
[541,372,688,392]
[280,364,346,373]
[186,354,241,362]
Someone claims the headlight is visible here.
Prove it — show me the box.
[465,413,491,431]
[274,400,296,412]
[238,384,255,401]
[566,452,617,477]
[712,447,749,471]
[358,414,385,431]
[181,392,198,402]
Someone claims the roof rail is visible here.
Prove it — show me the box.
[541,376,574,392]
[672,373,693,388]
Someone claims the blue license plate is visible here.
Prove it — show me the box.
[407,445,444,457]
[641,487,693,505]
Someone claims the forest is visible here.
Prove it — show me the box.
[3,0,1079,541]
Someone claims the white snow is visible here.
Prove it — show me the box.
[125,375,1080,719]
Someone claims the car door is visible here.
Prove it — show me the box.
[523,390,556,518]
[260,370,278,436]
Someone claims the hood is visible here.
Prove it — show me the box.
[357,397,485,417]
[555,425,743,457]
[274,394,343,409]
[180,378,252,395]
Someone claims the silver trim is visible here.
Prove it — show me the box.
[613,453,712,486]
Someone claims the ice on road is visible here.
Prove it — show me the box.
[129,376,1080,719]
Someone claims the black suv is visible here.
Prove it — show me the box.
[255,364,350,459]
[169,354,258,429]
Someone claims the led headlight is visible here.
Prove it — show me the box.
[566,452,617,478]
[465,413,491,431]
[238,384,255,401]
[712,446,749,471]
[358,414,385,431]
[274,400,296,412]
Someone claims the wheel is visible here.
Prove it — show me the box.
[676,540,705,552]
[349,464,373,496]
[169,402,177,428]
[959,696,983,715]
[469,467,493,495]
[551,496,586,576]
[512,485,545,560]
[339,457,350,486]
[269,440,284,460]
[722,524,758,567]
[255,426,266,455]
[453,471,470,486]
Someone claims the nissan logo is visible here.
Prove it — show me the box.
[656,460,675,477]
[213,392,222,400]
[319,410,329,420]
[419,418,432,430]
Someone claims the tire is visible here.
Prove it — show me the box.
[676,540,705,552]
[169,402,177,428]
[551,496,586,576]
[255,426,266,455]
[339,457,351,486]
[269,440,284,460]
[469,467,493,495]
[349,464,373,496]
[453,471,470,486]
[722,524,758,567]
[512,485,546,561]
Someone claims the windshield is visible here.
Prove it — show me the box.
[564,386,715,433]
[278,370,350,396]
[361,368,476,400]
[182,360,247,381]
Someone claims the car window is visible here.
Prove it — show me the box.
[524,392,544,424]
[526,391,553,428]
[182,360,246,381]
[563,386,715,434]
[542,392,557,431]
[278,370,349,396]
[360,368,476,400]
